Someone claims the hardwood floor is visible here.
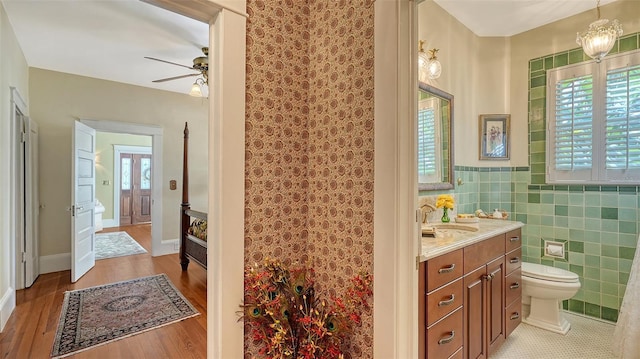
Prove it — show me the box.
[0,224,207,358]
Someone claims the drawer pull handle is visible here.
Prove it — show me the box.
[510,236,520,242]
[482,273,495,281]
[438,330,455,345]
[510,258,520,264]
[438,264,456,274]
[438,294,455,307]
[510,312,520,320]
[510,282,520,289]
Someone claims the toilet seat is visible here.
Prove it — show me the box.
[522,262,579,283]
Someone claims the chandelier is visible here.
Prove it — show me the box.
[576,0,623,63]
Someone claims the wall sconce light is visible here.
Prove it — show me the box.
[576,0,623,63]
[189,77,207,97]
[418,40,442,81]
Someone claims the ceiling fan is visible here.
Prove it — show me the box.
[145,47,208,84]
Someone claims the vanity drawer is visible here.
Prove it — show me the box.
[426,278,463,326]
[427,249,463,292]
[464,234,504,273]
[505,268,522,306]
[505,247,522,274]
[426,308,463,359]
[506,298,522,337]
[505,228,522,253]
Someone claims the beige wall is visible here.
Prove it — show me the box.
[29,68,208,257]
[418,0,511,166]
[420,0,640,168]
[95,132,152,220]
[0,2,29,329]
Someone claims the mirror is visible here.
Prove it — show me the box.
[418,83,454,191]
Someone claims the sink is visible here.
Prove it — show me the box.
[430,223,478,232]
[422,223,479,238]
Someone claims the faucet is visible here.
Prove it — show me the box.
[420,203,437,224]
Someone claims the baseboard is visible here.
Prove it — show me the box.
[153,238,180,257]
[40,253,71,274]
[0,286,16,333]
[39,241,178,270]
[102,219,118,228]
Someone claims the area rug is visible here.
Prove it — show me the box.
[51,274,199,358]
[95,231,147,260]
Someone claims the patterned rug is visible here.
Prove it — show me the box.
[51,274,199,358]
[95,231,147,260]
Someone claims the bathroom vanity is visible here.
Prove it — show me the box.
[418,220,524,359]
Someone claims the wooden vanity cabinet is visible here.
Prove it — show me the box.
[463,235,505,359]
[420,227,522,359]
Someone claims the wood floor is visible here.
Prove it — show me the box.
[0,224,207,358]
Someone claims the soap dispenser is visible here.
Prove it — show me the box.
[492,208,503,219]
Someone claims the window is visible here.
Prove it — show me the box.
[547,50,640,184]
[418,97,441,184]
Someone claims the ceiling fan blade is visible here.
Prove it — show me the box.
[152,73,200,83]
[144,56,195,70]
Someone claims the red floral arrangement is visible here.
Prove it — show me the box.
[241,259,373,359]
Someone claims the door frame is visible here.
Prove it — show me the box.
[80,119,171,256]
[110,145,152,228]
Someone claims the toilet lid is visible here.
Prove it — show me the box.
[521,262,579,283]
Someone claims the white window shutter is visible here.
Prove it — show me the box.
[603,61,640,182]
[547,63,596,183]
[418,98,441,184]
[547,51,640,184]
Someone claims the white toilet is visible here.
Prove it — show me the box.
[95,199,106,232]
[521,262,581,335]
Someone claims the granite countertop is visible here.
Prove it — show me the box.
[420,219,524,262]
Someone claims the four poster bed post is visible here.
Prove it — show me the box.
[180,122,208,270]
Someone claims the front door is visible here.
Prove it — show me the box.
[120,153,152,225]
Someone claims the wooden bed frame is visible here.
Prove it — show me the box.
[180,122,207,270]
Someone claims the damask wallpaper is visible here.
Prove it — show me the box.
[245,0,375,357]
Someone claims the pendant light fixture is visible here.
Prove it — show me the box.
[576,0,623,63]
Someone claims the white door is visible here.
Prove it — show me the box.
[71,121,96,282]
[24,117,39,287]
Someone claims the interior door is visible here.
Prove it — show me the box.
[24,117,39,287]
[71,121,96,282]
[15,109,26,289]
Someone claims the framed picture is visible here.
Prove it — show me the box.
[479,114,510,160]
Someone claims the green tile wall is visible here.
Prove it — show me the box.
[524,33,640,322]
[419,33,640,323]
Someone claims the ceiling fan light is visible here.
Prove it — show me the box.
[189,82,203,97]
